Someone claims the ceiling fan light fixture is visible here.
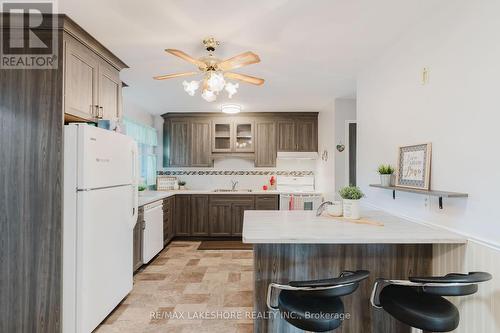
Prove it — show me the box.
[201,89,216,102]
[206,72,226,92]
[221,104,241,114]
[225,82,239,98]
[183,80,200,96]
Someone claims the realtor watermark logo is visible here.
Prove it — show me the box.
[0,1,58,69]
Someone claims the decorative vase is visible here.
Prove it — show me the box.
[326,201,343,217]
[179,185,186,190]
[342,199,361,220]
[380,174,392,187]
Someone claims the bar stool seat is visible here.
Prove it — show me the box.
[379,285,459,332]
[278,290,344,332]
[267,270,370,332]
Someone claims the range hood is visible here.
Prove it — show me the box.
[277,152,318,160]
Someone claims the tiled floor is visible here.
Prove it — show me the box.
[96,241,254,333]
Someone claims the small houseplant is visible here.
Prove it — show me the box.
[378,164,395,187]
[339,186,364,219]
[178,180,186,190]
[138,184,147,196]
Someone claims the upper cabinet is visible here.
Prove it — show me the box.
[277,116,317,152]
[62,16,127,123]
[163,113,317,167]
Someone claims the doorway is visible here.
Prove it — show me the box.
[346,121,357,186]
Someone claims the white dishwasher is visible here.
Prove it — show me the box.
[142,200,164,263]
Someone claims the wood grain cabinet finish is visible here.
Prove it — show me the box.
[190,120,212,167]
[64,36,99,120]
[98,60,122,121]
[163,197,174,245]
[230,196,255,236]
[255,121,277,167]
[169,120,190,167]
[255,195,279,210]
[190,195,210,236]
[209,197,233,236]
[277,120,296,152]
[133,207,144,272]
[174,195,191,236]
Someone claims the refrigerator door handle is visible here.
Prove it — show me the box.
[130,142,139,229]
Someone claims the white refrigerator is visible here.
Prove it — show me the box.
[63,124,138,333]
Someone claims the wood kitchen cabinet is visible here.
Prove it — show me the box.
[255,120,277,167]
[212,120,233,153]
[191,195,210,236]
[230,196,255,236]
[133,207,144,272]
[277,116,317,152]
[255,195,279,210]
[168,120,190,167]
[174,195,191,236]
[209,197,233,236]
[163,196,174,245]
[64,32,125,122]
[190,120,212,167]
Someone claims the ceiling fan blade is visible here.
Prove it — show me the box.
[217,51,260,71]
[153,72,198,80]
[224,72,265,86]
[165,49,206,69]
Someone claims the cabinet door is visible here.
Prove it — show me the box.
[191,195,209,236]
[133,208,144,272]
[231,196,255,236]
[277,120,296,151]
[209,197,232,236]
[234,120,254,152]
[296,118,318,152]
[64,38,98,120]
[163,197,174,245]
[98,60,122,121]
[190,120,212,167]
[212,121,233,152]
[169,120,190,167]
[255,195,279,210]
[255,121,277,167]
[174,195,191,236]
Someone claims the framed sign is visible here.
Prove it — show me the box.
[396,143,432,190]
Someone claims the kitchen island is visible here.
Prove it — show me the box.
[243,209,467,333]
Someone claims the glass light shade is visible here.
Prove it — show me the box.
[221,104,241,114]
[201,89,217,102]
[206,72,225,92]
[182,80,200,96]
[224,82,239,98]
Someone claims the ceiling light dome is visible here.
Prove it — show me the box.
[221,104,241,114]
[225,82,239,99]
[182,80,200,96]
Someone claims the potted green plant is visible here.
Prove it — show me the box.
[339,186,364,219]
[138,184,147,196]
[178,180,186,190]
[378,164,395,187]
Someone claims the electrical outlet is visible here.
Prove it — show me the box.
[421,67,429,85]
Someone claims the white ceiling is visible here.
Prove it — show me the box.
[58,0,445,114]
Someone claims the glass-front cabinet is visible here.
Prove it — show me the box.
[212,119,254,153]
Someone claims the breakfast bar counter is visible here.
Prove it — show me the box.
[242,209,467,333]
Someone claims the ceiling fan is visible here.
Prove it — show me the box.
[153,37,264,102]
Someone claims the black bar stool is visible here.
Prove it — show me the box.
[266,270,370,332]
[370,271,492,332]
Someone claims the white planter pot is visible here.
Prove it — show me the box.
[342,199,361,220]
[380,174,392,187]
[326,201,343,217]
[179,185,186,190]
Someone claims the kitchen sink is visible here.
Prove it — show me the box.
[213,189,253,192]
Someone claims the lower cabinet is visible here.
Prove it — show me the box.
[231,197,255,236]
[255,195,279,210]
[163,196,174,245]
[209,197,233,236]
[133,207,144,272]
[191,195,209,236]
[174,195,191,236]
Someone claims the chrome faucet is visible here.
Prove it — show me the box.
[316,201,333,216]
[231,180,239,191]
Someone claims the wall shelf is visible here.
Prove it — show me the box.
[369,184,468,209]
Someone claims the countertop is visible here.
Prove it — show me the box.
[138,189,321,207]
[242,209,467,244]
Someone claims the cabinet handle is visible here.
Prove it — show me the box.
[93,105,99,118]
[99,106,104,119]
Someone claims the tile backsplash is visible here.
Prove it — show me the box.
[158,170,314,176]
